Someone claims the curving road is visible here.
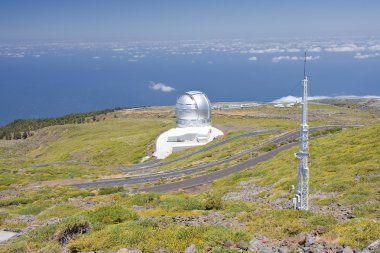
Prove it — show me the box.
[73,125,353,190]
[140,141,297,193]
[116,130,272,173]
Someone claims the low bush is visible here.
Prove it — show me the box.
[86,204,138,230]
[0,240,28,253]
[16,202,50,215]
[160,196,203,211]
[204,195,224,210]
[259,144,278,152]
[98,186,124,195]
[38,204,81,221]
[0,210,9,225]
[327,218,380,248]
[352,202,380,219]
[0,197,32,207]
[55,216,91,246]
[124,192,161,206]
[68,219,249,252]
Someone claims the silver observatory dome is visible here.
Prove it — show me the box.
[176,91,211,128]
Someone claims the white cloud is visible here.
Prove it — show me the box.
[272,95,380,103]
[308,47,322,52]
[249,47,285,54]
[272,96,301,103]
[11,53,24,58]
[112,48,125,52]
[325,44,365,52]
[248,56,257,61]
[149,82,176,93]
[286,48,301,53]
[272,55,320,63]
[354,52,380,59]
[92,56,100,59]
[368,45,380,51]
[133,54,145,58]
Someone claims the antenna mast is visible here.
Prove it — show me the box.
[293,52,309,210]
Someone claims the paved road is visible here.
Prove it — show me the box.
[116,130,272,173]
[31,130,270,172]
[73,125,351,189]
[140,141,297,193]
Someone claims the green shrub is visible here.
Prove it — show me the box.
[86,204,138,230]
[352,202,380,219]
[247,210,325,238]
[125,192,161,206]
[223,201,254,213]
[204,195,224,210]
[16,202,50,215]
[54,216,91,246]
[5,216,90,251]
[309,214,337,228]
[98,186,124,195]
[68,219,249,252]
[0,210,9,225]
[38,204,81,221]
[259,144,278,152]
[0,240,28,253]
[160,196,203,211]
[328,218,380,248]
[0,197,32,207]
[39,242,63,253]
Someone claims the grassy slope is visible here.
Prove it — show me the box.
[210,124,380,248]
[0,118,173,189]
[0,104,379,252]
[27,118,173,166]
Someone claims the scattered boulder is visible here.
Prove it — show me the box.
[368,239,380,252]
[277,247,289,253]
[5,214,36,224]
[117,248,142,253]
[154,248,170,253]
[222,240,234,248]
[249,239,272,253]
[305,234,316,247]
[223,181,273,202]
[184,244,196,253]
[168,213,243,229]
[236,240,249,251]
[204,246,213,251]
[343,246,354,253]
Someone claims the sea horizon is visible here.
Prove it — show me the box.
[1,38,380,125]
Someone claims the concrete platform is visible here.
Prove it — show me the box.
[154,126,223,159]
[0,230,18,243]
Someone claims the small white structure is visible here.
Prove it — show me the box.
[0,230,18,243]
[153,91,223,159]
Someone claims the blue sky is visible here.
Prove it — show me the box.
[1,0,380,41]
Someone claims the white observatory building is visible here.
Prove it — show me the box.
[153,91,223,159]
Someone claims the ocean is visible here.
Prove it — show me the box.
[1,40,379,125]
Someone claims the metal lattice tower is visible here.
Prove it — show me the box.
[293,52,310,210]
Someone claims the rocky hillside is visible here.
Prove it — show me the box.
[0,102,379,252]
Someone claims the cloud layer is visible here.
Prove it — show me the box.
[354,52,380,59]
[272,55,320,63]
[272,95,380,103]
[149,82,176,92]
